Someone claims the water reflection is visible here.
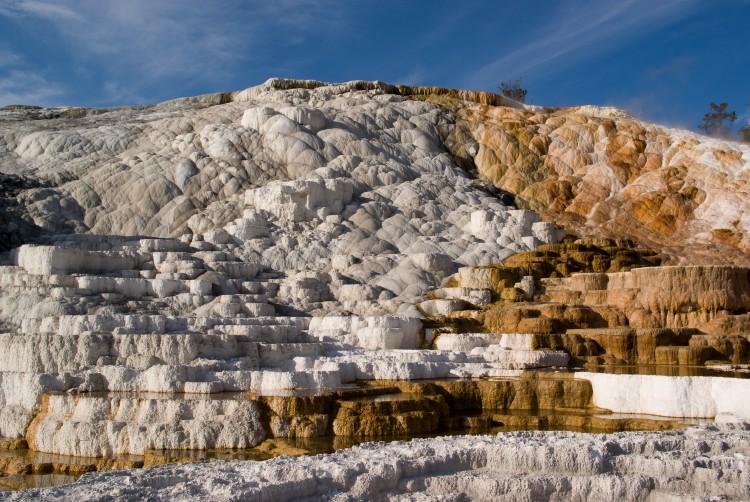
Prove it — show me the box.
[2,366,736,492]
[581,364,750,378]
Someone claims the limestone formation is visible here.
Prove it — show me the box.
[5,424,749,501]
[444,245,750,369]
[437,97,750,265]
[1,78,749,498]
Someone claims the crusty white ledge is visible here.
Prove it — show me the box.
[577,372,750,421]
[4,424,748,501]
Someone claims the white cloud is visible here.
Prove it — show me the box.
[463,0,702,89]
[0,69,63,106]
[396,66,428,86]
[0,47,21,67]
[18,0,80,20]
[0,0,349,104]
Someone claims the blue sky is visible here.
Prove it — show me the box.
[0,0,748,132]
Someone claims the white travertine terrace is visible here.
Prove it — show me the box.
[0,78,749,498]
[5,424,749,501]
[579,372,750,422]
[0,80,573,457]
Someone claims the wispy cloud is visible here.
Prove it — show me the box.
[30,1,251,89]
[17,0,80,20]
[0,41,63,106]
[0,0,348,105]
[0,69,63,105]
[0,1,16,16]
[396,66,428,86]
[0,47,21,67]
[463,0,701,89]
[644,56,695,80]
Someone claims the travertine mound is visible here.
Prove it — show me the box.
[446,262,750,367]
[0,80,573,459]
[5,424,749,501]
[1,79,750,493]
[439,98,750,265]
[0,234,569,455]
[1,79,566,317]
[6,77,748,268]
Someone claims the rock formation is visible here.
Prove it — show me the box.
[439,98,750,265]
[6,424,749,501]
[444,252,750,372]
[0,78,749,498]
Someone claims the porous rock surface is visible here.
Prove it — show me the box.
[0,79,571,458]
[1,79,750,496]
[442,98,750,265]
[1,79,570,318]
[4,424,749,501]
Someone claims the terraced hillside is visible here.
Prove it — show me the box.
[0,79,748,500]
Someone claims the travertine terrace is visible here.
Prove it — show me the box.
[6,424,750,501]
[0,79,749,499]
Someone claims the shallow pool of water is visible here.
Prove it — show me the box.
[580,364,750,378]
[2,367,734,493]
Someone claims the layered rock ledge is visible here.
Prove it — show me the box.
[1,78,749,496]
[4,424,748,501]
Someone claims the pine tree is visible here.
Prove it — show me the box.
[698,102,737,138]
[499,78,527,103]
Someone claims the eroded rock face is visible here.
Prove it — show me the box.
[1,79,568,318]
[1,79,749,492]
[440,101,750,265]
[445,242,750,366]
[7,424,749,501]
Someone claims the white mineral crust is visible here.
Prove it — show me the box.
[1,78,749,496]
[3,424,748,501]
[578,372,750,421]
